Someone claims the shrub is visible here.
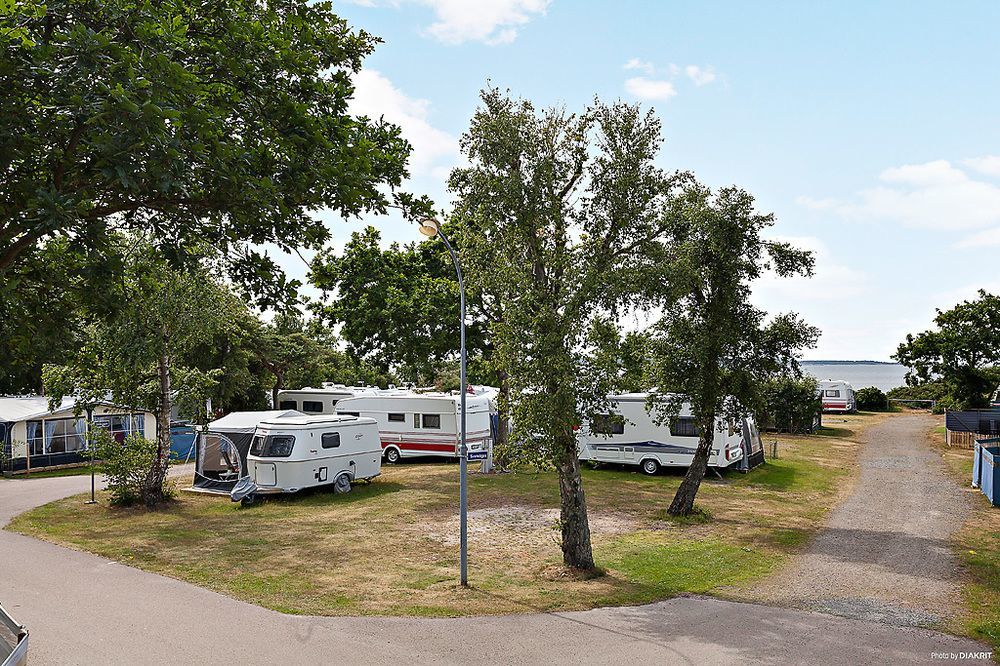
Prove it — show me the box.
[855,386,889,411]
[94,431,173,507]
[758,376,822,434]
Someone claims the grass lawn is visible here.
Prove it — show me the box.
[8,412,884,617]
[927,418,1000,655]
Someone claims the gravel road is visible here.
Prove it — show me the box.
[748,413,972,628]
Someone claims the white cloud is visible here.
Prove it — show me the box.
[799,159,1000,236]
[755,235,866,303]
[349,69,459,175]
[962,155,1000,178]
[879,159,967,187]
[624,76,677,101]
[684,64,716,86]
[345,0,549,44]
[953,226,1000,249]
[417,0,550,45]
[623,58,655,76]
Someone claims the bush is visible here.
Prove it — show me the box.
[855,386,889,411]
[758,375,822,434]
[94,431,173,507]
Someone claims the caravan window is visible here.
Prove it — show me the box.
[824,389,840,397]
[257,435,295,458]
[388,413,405,423]
[669,417,699,438]
[420,414,442,429]
[321,433,341,449]
[279,400,297,410]
[250,435,265,456]
[302,401,324,413]
[591,414,625,435]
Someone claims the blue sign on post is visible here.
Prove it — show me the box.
[467,450,488,461]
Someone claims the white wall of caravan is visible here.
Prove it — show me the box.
[334,394,493,459]
[577,394,745,471]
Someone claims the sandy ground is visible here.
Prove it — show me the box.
[745,413,970,628]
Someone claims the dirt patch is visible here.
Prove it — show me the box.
[425,506,637,548]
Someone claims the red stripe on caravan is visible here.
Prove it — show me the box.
[388,441,457,453]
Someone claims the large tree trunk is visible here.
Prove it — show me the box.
[271,370,284,409]
[554,426,595,570]
[667,410,716,516]
[143,352,172,506]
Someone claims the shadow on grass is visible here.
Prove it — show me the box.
[240,479,405,509]
[814,425,855,439]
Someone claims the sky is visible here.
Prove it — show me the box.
[283,0,1000,361]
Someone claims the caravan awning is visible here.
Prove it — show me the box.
[205,410,304,434]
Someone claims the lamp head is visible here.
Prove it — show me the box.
[418,218,441,237]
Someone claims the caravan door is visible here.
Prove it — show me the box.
[622,446,635,462]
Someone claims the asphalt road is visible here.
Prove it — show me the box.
[0,446,992,665]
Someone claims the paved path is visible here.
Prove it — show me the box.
[1,449,992,665]
[748,413,972,628]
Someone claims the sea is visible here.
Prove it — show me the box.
[801,362,909,393]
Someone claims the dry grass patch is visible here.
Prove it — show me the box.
[9,412,884,617]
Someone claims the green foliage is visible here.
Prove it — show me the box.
[886,381,950,402]
[94,430,171,507]
[310,225,485,384]
[644,181,818,514]
[450,88,686,567]
[893,290,1000,409]
[1,0,430,303]
[0,238,120,393]
[854,386,889,411]
[758,375,821,433]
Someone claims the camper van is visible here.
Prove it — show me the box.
[275,385,387,415]
[239,414,381,503]
[817,379,856,413]
[577,393,762,475]
[333,393,493,463]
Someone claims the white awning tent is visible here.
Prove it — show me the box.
[190,410,304,494]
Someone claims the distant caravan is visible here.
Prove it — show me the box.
[333,392,494,463]
[817,379,856,413]
[275,385,389,415]
[576,393,764,475]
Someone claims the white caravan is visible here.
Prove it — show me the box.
[238,414,381,504]
[817,379,856,413]
[333,393,493,463]
[577,393,757,475]
[275,385,389,415]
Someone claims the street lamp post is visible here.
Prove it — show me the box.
[418,218,468,587]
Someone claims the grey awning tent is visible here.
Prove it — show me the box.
[191,410,303,494]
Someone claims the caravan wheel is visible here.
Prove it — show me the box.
[334,473,352,494]
[641,459,660,476]
[384,447,401,464]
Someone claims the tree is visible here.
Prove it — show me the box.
[893,290,1000,409]
[310,225,487,384]
[855,386,889,412]
[1,0,429,303]
[645,183,817,516]
[758,375,821,433]
[0,238,99,393]
[449,89,684,570]
[44,238,241,505]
